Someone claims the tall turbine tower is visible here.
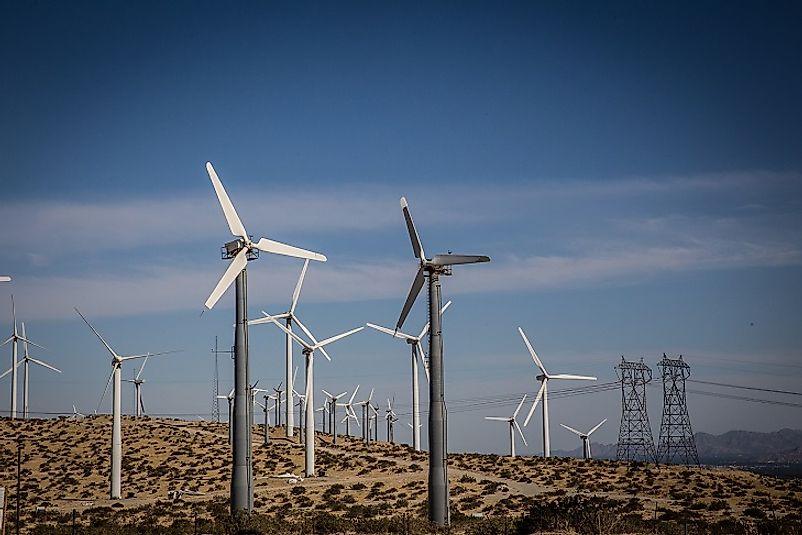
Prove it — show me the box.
[261,314,362,477]
[560,419,607,460]
[202,162,326,513]
[518,327,596,457]
[75,308,172,499]
[366,300,452,451]
[395,197,490,526]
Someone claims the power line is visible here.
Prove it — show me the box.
[687,379,802,397]
[686,389,802,409]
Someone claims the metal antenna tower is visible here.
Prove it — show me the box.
[615,357,657,463]
[657,354,700,466]
[211,336,234,424]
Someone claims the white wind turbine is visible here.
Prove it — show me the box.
[260,313,362,477]
[484,395,528,458]
[216,387,235,445]
[75,307,174,499]
[202,161,326,514]
[355,387,374,443]
[123,356,149,417]
[249,259,321,438]
[560,419,607,460]
[20,323,61,419]
[385,398,398,442]
[338,385,360,437]
[2,296,45,419]
[70,404,86,419]
[519,327,596,458]
[321,388,348,444]
[366,300,452,452]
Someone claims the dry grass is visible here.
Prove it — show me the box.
[0,415,800,532]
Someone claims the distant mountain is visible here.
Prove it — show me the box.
[551,428,802,463]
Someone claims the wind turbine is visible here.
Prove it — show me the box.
[385,398,398,442]
[367,300,451,452]
[216,387,235,445]
[338,385,360,437]
[355,387,375,443]
[2,296,45,419]
[315,398,329,433]
[272,382,285,427]
[19,323,61,420]
[249,259,321,438]
[75,307,173,500]
[202,161,326,513]
[259,314,362,477]
[561,419,607,460]
[395,196,490,526]
[70,404,86,419]
[518,327,597,458]
[484,395,528,458]
[322,389,348,445]
[123,356,149,417]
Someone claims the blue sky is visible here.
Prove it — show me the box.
[1,1,801,455]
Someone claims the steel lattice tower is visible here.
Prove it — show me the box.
[615,357,657,463]
[657,354,700,466]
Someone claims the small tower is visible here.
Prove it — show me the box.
[657,354,700,466]
[615,357,658,463]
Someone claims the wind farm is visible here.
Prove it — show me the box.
[2,2,802,534]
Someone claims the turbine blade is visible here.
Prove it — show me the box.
[368,387,374,402]
[292,366,298,386]
[140,396,146,415]
[588,418,608,436]
[517,327,547,376]
[75,307,119,359]
[514,420,528,447]
[400,196,425,260]
[254,238,326,262]
[290,259,309,314]
[396,266,425,330]
[440,300,453,315]
[335,391,347,400]
[28,357,61,373]
[349,385,360,405]
[548,374,597,381]
[366,323,415,340]
[249,311,290,326]
[484,416,509,421]
[512,394,527,418]
[135,356,149,380]
[560,423,583,436]
[0,366,12,380]
[260,313,313,350]
[206,162,248,239]
[97,366,115,413]
[17,336,46,351]
[204,247,248,310]
[431,254,490,266]
[321,389,334,399]
[0,276,9,282]
[315,326,364,350]
[523,381,546,427]
[416,342,430,382]
[292,316,330,360]
[120,350,180,361]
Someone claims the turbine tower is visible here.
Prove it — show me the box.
[338,385,360,437]
[75,308,171,499]
[249,259,321,438]
[322,389,348,444]
[395,196,490,526]
[615,357,657,463]
[656,354,700,466]
[2,296,44,419]
[484,395,528,458]
[202,162,326,513]
[366,300,452,451]
[560,419,607,460]
[261,313,362,477]
[518,327,596,457]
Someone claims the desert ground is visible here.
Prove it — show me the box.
[1,416,800,533]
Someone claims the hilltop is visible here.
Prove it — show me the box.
[0,416,800,534]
